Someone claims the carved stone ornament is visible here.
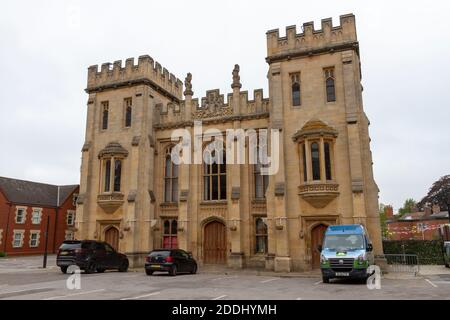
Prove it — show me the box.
[193,89,233,119]
[184,72,193,96]
[231,64,242,89]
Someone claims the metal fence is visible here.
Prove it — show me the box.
[377,254,420,275]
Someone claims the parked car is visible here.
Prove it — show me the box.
[145,249,197,276]
[57,240,129,274]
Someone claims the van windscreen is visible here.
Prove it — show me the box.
[323,234,364,250]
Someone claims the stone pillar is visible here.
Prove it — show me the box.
[266,62,291,272]
[228,65,244,268]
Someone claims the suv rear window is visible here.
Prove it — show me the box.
[149,250,171,257]
[59,241,91,250]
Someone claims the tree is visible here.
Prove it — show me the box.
[398,198,417,216]
[378,203,390,239]
[418,175,450,210]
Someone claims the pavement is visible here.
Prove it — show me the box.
[0,255,449,300]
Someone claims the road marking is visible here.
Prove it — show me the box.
[43,289,105,300]
[120,291,161,300]
[425,279,438,288]
[211,295,227,300]
[314,281,322,285]
[0,287,52,295]
[211,276,238,281]
[260,278,279,284]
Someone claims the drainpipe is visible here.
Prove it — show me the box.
[53,186,60,253]
[4,202,12,253]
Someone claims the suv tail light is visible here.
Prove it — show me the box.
[165,256,173,263]
[146,256,152,263]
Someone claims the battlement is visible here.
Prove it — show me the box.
[86,55,183,101]
[266,14,357,62]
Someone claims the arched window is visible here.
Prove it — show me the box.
[113,159,122,192]
[204,149,227,201]
[325,68,336,102]
[102,102,109,130]
[163,219,178,249]
[311,142,321,181]
[104,159,111,192]
[302,143,307,182]
[255,218,268,254]
[164,147,178,203]
[324,142,332,180]
[291,73,301,106]
[125,98,132,127]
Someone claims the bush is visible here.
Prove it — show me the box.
[0,252,6,258]
[383,240,445,265]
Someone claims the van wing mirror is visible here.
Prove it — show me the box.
[317,245,322,252]
[367,243,373,252]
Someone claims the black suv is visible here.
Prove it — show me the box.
[145,249,197,276]
[57,240,129,274]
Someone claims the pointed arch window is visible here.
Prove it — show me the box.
[325,68,336,102]
[291,73,301,106]
[101,101,109,130]
[163,219,178,249]
[255,217,268,254]
[164,146,178,203]
[311,142,321,181]
[124,98,132,128]
[203,149,227,201]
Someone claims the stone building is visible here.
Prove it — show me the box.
[75,14,382,272]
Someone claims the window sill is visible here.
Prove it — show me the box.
[200,200,228,206]
[97,192,124,213]
[298,181,339,209]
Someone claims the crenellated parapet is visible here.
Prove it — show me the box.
[266,14,358,63]
[86,55,183,102]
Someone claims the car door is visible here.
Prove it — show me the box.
[94,242,107,269]
[104,243,118,268]
[174,250,187,272]
[180,250,193,271]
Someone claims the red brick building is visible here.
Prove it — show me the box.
[386,205,450,240]
[0,177,79,255]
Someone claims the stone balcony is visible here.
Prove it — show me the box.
[97,192,125,213]
[298,182,339,208]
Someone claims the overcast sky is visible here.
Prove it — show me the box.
[0,1,449,211]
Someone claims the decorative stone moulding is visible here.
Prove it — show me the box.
[229,219,240,231]
[97,193,125,213]
[231,187,240,200]
[275,217,287,230]
[179,190,189,202]
[177,221,185,232]
[298,182,339,208]
[292,119,338,142]
[98,142,129,159]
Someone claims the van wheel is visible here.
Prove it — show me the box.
[169,265,177,276]
[60,266,68,274]
[322,276,330,284]
[445,263,449,268]
[118,260,129,272]
[97,268,106,273]
[145,269,153,276]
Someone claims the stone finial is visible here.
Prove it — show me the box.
[231,64,242,89]
[184,72,193,96]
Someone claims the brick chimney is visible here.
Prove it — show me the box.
[432,204,441,214]
[384,205,394,218]
[424,206,432,217]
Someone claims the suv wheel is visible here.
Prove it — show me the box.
[118,260,129,272]
[97,268,106,273]
[322,276,330,284]
[60,266,68,274]
[169,265,177,276]
[190,264,197,274]
[85,262,97,274]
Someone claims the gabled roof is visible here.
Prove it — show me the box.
[0,176,78,207]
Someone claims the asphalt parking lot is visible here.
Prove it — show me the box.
[0,255,449,300]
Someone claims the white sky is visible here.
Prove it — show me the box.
[0,0,449,211]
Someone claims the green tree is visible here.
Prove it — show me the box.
[398,198,417,216]
[379,203,390,239]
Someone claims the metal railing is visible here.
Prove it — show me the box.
[377,254,419,275]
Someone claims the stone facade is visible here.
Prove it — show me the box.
[75,14,383,272]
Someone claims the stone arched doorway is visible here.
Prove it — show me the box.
[104,226,119,251]
[203,220,227,264]
[311,224,328,269]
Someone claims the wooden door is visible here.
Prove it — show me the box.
[203,221,227,264]
[104,227,119,251]
[311,224,328,269]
